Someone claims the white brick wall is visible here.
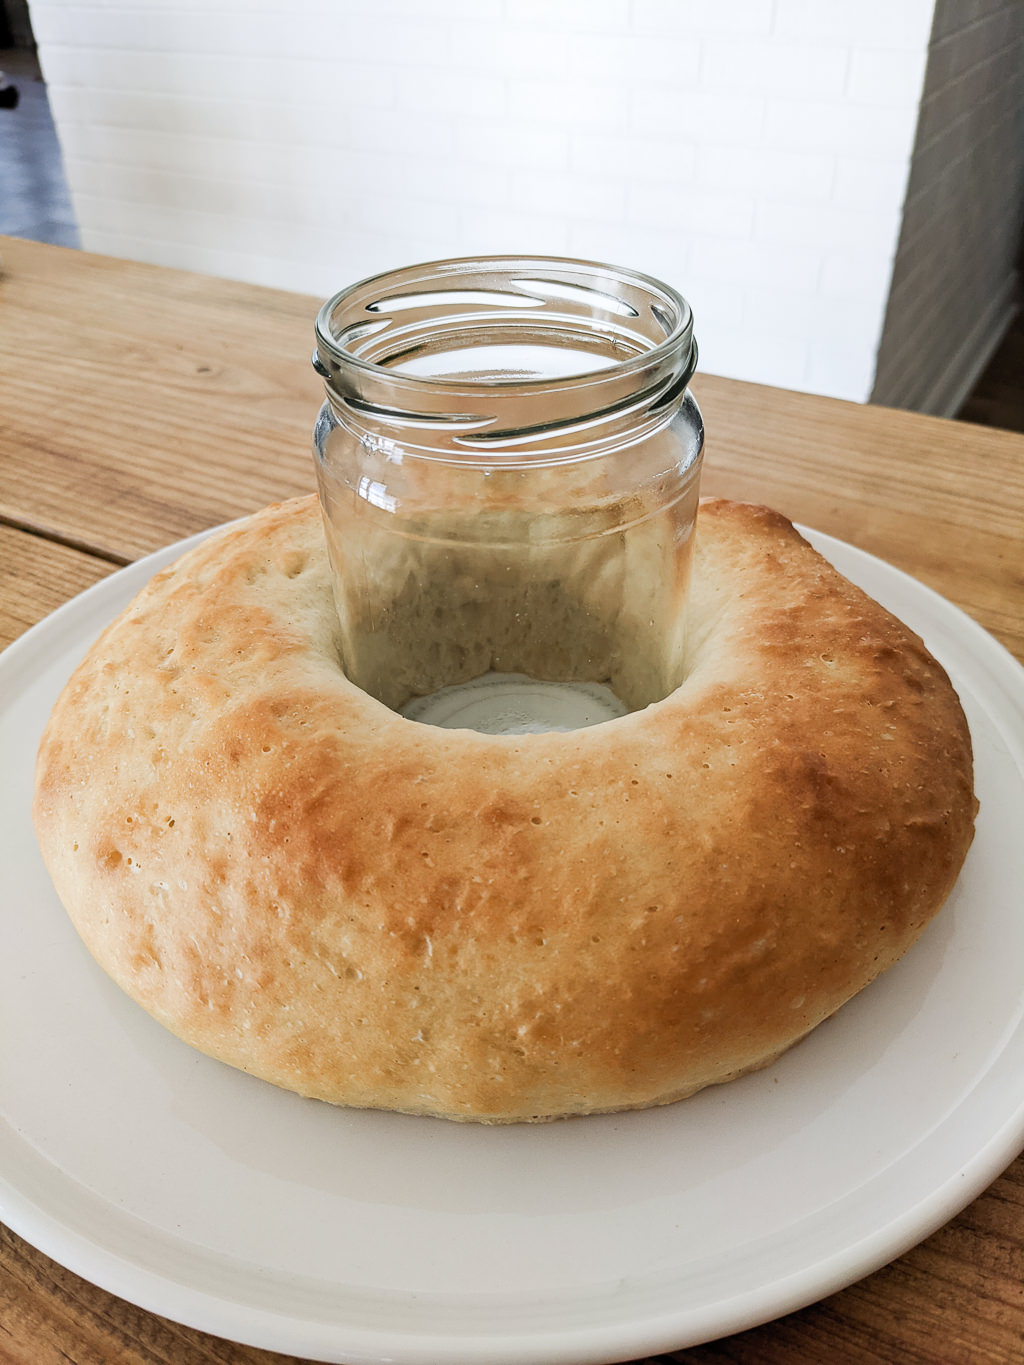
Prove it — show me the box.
[29,0,938,401]
[872,0,1024,414]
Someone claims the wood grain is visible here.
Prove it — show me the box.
[0,237,321,561]
[0,525,116,651]
[692,373,1024,662]
[2,238,1021,664]
[3,235,1024,1365]
[0,1224,306,1365]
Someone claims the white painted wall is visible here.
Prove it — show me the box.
[30,0,936,401]
[872,0,1024,415]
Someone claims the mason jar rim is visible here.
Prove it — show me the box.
[313,254,697,396]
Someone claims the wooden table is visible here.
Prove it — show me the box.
[2,236,1022,1365]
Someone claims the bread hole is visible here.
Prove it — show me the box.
[166,816,176,827]
[328,512,698,719]
[281,552,308,578]
[530,816,542,825]
[102,850,123,870]
[344,965,363,980]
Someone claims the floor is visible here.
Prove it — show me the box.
[1,45,1021,431]
[0,47,79,247]
[958,307,1024,434]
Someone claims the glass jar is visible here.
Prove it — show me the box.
[312,256,704,730]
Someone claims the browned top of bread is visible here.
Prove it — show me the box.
[33,495,977,1122]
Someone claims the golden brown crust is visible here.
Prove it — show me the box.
[33,496,978,1122]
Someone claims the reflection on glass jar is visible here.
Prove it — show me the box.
[312,257,704,732]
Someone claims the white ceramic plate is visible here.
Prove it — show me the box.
[3,525,1024,1365]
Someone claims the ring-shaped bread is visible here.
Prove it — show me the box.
[33,496,977,1122]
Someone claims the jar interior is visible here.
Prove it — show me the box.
[313,258,702,730]
[390,340,622,382]
[318,467,701,720]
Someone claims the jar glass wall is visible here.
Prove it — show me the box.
[312,257,704,727]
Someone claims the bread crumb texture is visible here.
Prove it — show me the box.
[33,496,977,1122]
